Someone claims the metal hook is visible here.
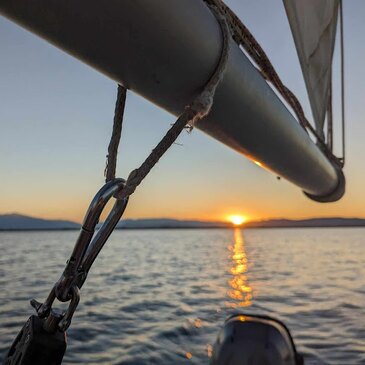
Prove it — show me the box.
[54,178,128,302]
[31,285,80,332]
[32,178,128,331]
[58,286,80,331]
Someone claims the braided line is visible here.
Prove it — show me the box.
[105,85,127,182]
[111,6,231,200]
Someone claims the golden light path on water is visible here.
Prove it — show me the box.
[185,227,253,361]
[226,228,253,308]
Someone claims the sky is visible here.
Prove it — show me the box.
[1,0,365,223]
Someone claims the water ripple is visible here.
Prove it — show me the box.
[0,228,364,364]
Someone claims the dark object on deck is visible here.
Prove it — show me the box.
[3,315,66,365]
[211,314,304,365]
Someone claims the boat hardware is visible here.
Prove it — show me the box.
[3,315,67,365]
[3,11,230,363]
[0,0,346,201]
[31,178,128,331]
[31,286,81,332]
[211,313,304,365]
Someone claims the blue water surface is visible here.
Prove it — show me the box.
[0,228,364,364]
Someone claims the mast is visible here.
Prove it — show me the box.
[0,0,345,201]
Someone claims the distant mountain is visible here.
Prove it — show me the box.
[245,218,365,228]
[116,217,365,229]
[1,214,365,231]
[116,218,228,229]
[0,214,80,230]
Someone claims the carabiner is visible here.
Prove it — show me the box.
[31,285,80,332]
[54,178,128,302]
[32,178,128,331]
[31,179,128,331]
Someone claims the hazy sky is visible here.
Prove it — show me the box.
[1,1,365,223]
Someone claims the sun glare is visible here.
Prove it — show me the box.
[228,215,247,226]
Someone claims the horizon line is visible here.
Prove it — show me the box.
[2,212,365,224]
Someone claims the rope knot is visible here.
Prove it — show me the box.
[187,90,215,130]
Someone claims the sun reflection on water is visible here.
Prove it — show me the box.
[226,228,253,307]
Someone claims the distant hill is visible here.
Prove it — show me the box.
[116,218,228,229]
[244,218,365,228]
[116,217,365,229]
[0,214,80,230]
[1,214,365,231]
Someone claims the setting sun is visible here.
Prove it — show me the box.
[228,215,247,226]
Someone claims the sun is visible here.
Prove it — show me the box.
[228,215,247,226]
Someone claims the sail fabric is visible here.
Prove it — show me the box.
[283,0,339,138]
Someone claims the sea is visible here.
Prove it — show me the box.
[0,228,364,364]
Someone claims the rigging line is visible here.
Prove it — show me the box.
[205,0,342,166]
[340,0,346,166]
[105,85,127,182]
[327,74,333,152]
[105,5,230,201]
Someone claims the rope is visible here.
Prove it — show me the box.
[340,0,345,166]
[204,0,342,166]
[327,75,333,152]
[104,6,231,200]
[104,85,127,182]
[105,0,344,199]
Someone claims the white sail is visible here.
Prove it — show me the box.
[283,0,339,139]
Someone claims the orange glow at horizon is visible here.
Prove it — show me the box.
[227,215,247,226]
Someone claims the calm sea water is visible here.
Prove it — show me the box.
[0,228,364,364]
